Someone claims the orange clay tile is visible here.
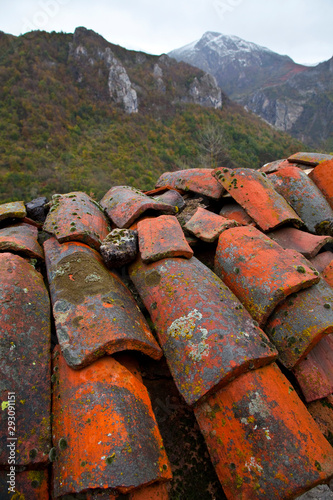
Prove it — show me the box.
[52,347,171,498]
[129,255,277,406]
[214,226,320,326]
[219,202,256,226]
[128,481,169,499]
[0,253,51,467]
[307,395,333,445]
[267,227,333,259]
[309,159,333,209]
[213,167,302,231]
[194,362,333,500]
[153,189,185,211]
[144,185,184,196]
[0,222,44,260]
[0,469,49,499]
[259,159,299,174]
[288,151,333,166]
[137,215,193,263]
[265,278,333,369]
[155,168,225,200]
[322,260,333,287]
[0,200,26,222]
[269,166,333,234]
[184,207,239,242]
[100,186,176,229]
[44,238,162,369]
[310,250,333,273]
[43,192,109,250]
[292,334,333,402]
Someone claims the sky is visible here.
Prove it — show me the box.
[1,0,332,65]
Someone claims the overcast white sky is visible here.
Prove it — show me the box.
[1,0,332,65]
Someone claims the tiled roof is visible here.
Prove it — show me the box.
[1,151,333,499]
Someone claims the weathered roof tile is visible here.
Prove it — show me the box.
[0,200,26,221]
[219,201,256,226]
[156,168,225,199]
[267,226,333,259]
[309,159,333,209]
[0,222,44,260]
[288,151,333,166]
[184,206,239,242]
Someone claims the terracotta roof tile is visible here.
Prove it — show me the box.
[100,186,176,228]
[309,159,333,209]
[184,206,239,242]
[0,222,44,259]
[129,255,277,406]
[267,226,333,259]
[259,158,299,174]
[137,215,193,262]
[194,362,333,499]
[310,250,333,273]
[152,188,186,211]
[269,166,333,234]
[214,225,319,325]
[293,335,333,402]
[0,469,49,499]
[288,151,333,166]
[213,167,302,231]
[0,200,26,221]
[43,191,110,250]
[0,253,51,467]
[44,238,162,368]
[156,168,225,199]
[52,347,171,498]
[219,201,256,226]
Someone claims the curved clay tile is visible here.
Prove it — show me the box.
[309,159,333,209]
[265,278,333,369]
[267,226,333,259]
[43,192,110,250]
[194,363,333,499]
[0,253,51,467]
[287,151,333,166]
[155,168,225,199]
[0,222,44,259]
[269,167,333,234]
[44,238,162,369]
[213,167,302,231]
[0,470,49,500]
[100,186,176,228]
[184,206,239,242]
[214,226,320,326]
[52,347,171,498]
[129,255,277,406]
[292,334,333,403]
[310,250,333,273]
[0,200,26,221]
[219,201,256,226]
[259,159,299,174]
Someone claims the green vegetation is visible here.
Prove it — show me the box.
[0,29,305,203]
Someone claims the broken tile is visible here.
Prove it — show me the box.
[213,167,302,231]
[310,251,333,273]
[184,207,239,242]
[214,226,320,326]
[0,469,49,499]
[0,200,26,222]
[307,396,333,450]
[100,228,138,268]
[309,159,333,209]
[43,192,109,250]
[194,363,333,500]
[176,196,208,227]
[155,168,225,199]
[129,255,277,406]
[322,261,333,287]
[153,189,186,211]
[219,202,256,226]
[259,159,299,174]
[288,152,333,166]
[44,238,162,369]
[265,278,333,369]
[0,222,44,260]
[0,253,51,467]
[292,335,333,402]
[52,347,171,498]
[267,227,333,259]
[138,215,193,263]
[269,167,333,234]
[100,186,176,228]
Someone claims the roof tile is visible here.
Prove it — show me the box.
[213,167,302,231]
[309,159,333,209]
[184,206,239,242]
[288,151,333,166]
[43,191,109,250]
[259,159,299,174]
[0,470,49,499]
[129,255,277,406]
[194,362,333,499]
[44,238,162,369]
[52,347,171,498]
[310,250,333,273]
[0,200,26,221]
[100,186,176,228]
[0,222,44,260]
[267,226,333,259]
[156,168,225,199]
[152,188,186,211]
[219,201,256,226]
[0,253,51,467]
[138,215,193,263]
[214,226,320,325]
[269,167,333,234]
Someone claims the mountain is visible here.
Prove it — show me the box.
[0,27,304,202]
[169,32,333,149]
